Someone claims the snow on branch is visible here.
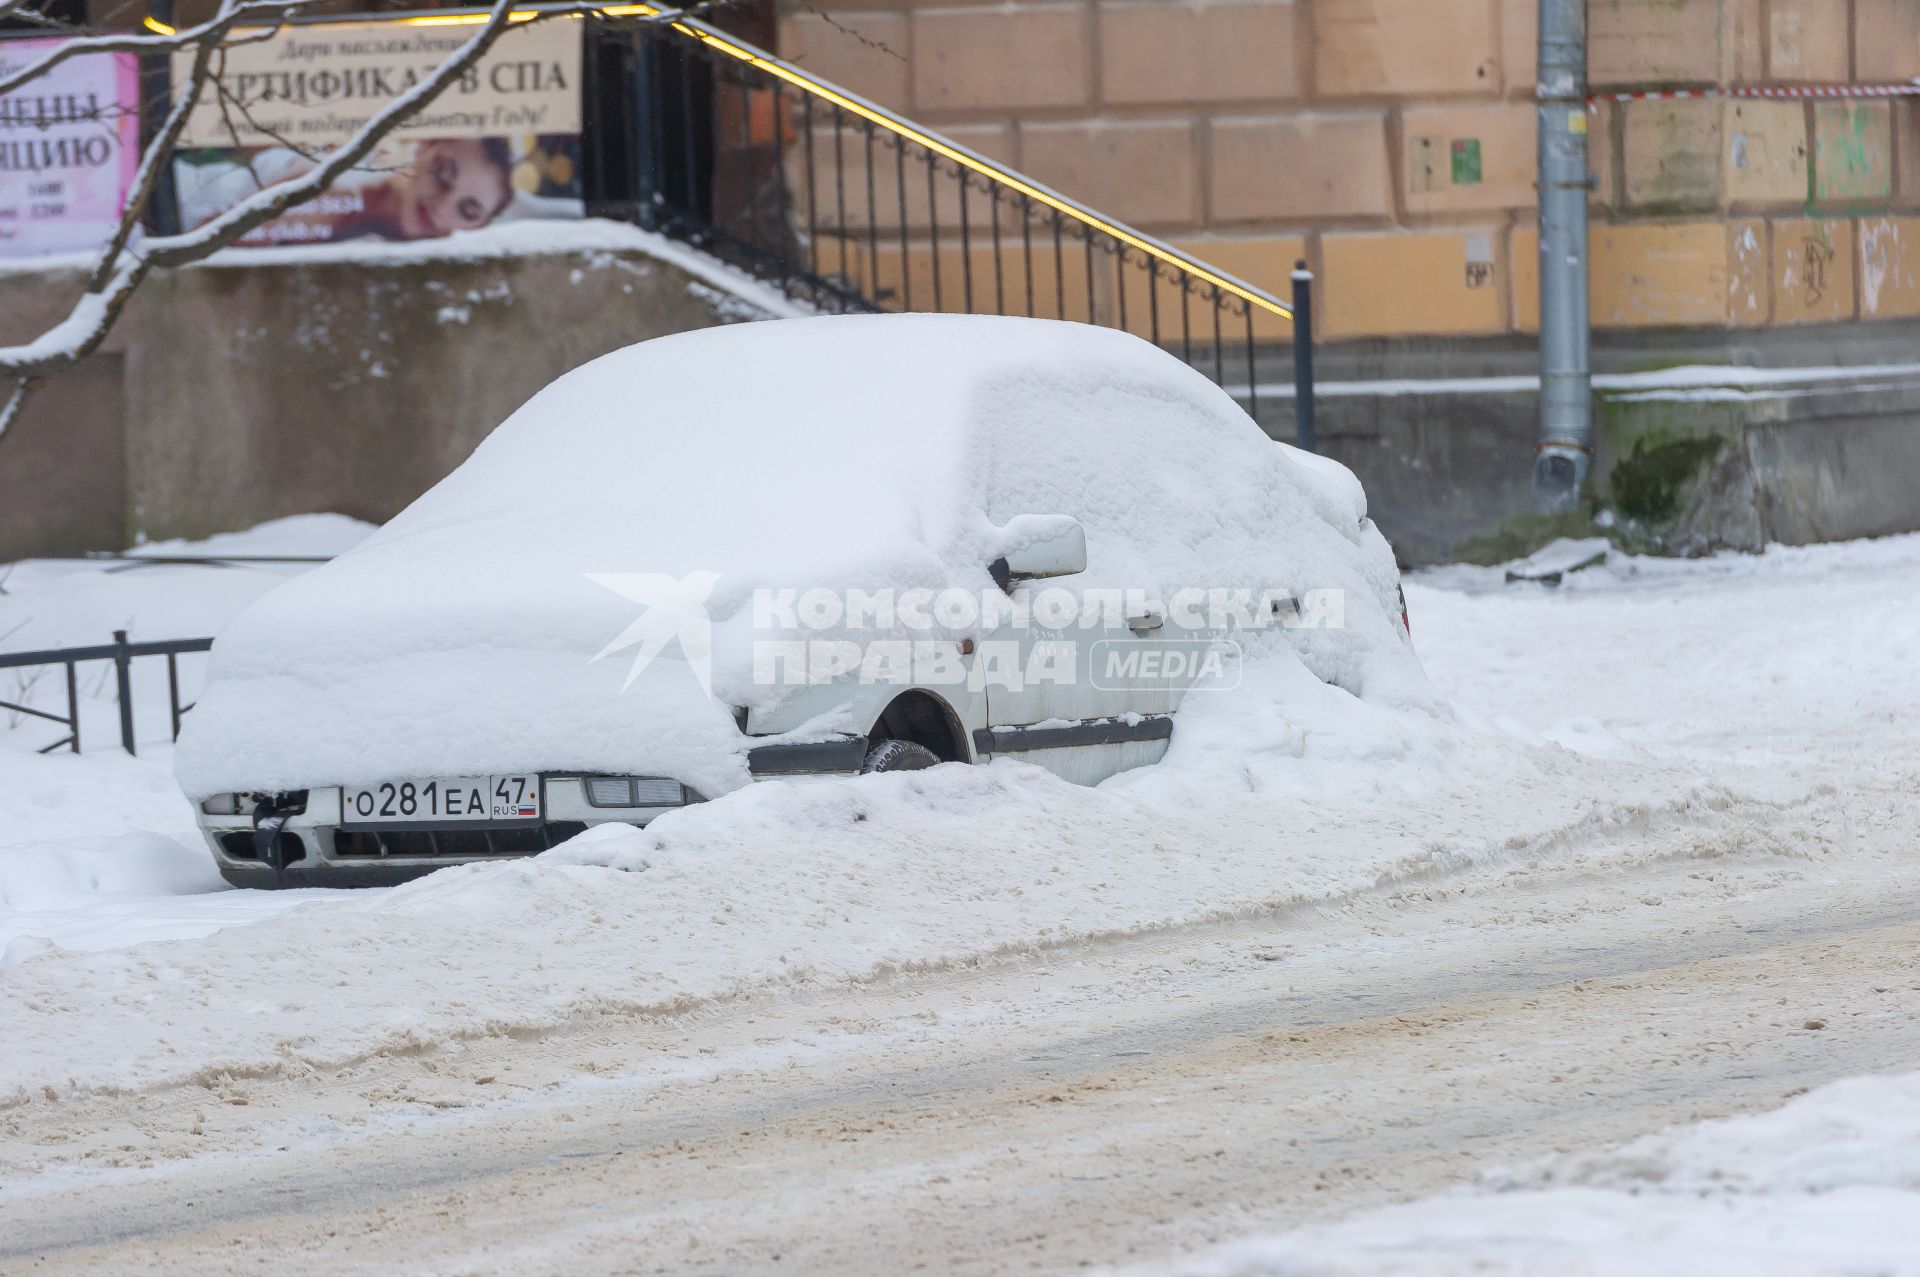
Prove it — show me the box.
[0,1,306,99]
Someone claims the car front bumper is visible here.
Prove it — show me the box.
[195,775,687,889]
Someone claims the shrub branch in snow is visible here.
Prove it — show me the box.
[0,0,732,445]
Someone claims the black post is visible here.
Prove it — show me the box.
[633,32,661,231]
[64,660,80,754]
[113,629,135,756]
[141,3,181,236]
[1291,259,1318,454]
[168,652,183,741]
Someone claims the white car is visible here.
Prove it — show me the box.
[176,315,1412,888]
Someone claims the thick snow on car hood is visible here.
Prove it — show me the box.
[175,315,1423,798]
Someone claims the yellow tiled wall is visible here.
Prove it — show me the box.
[782,0,1920,337]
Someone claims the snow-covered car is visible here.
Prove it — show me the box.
[176,315,1412,888]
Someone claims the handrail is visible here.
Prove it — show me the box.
[121,0,1312,429]
[138,0,1292,324]
[650,12,1293,325]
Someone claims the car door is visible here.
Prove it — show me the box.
[975,585,1177,786]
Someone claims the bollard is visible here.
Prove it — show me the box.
[1291,260,1317,454]
[113,629,135,756]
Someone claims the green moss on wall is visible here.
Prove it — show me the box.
[1608,434,1725,522]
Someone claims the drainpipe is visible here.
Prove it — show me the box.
[1534,0,1593,514]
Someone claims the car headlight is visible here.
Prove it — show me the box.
[584,776,687,808]
[200,793,241,816]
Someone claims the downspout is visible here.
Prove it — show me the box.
[1534,0,1593,513]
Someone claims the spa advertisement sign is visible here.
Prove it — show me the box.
[0,38,142,258]
[171,18,583,246]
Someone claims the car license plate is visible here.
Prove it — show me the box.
[341,775,541,827]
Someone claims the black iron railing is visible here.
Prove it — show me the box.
[0,630,212,755]
[3,5,1313,437]
[593,12,1306,422]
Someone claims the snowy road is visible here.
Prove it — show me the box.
[3,532,1918,1273]
[5,788,1917,1274]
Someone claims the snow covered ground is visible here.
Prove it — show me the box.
[2,523,1917,1273]
[0,516,373,955]
[1149,1071,1920,1277]
[1129,534,1920,1277]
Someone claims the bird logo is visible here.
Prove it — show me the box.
[584,571,722,696]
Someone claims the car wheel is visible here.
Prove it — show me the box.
[860,739,941,774]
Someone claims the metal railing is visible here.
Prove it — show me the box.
[0,630,212,755]
[593,11,1307,423]
[5,3,1315,435]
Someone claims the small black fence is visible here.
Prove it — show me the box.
[0,630,213,756]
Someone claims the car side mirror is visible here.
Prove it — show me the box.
[991,515,1087,584]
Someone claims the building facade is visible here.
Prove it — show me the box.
[779,0,1920,341]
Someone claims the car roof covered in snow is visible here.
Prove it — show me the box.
[361,314,1365,591]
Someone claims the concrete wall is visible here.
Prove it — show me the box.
[5,237,1919,567]
[1244,316,1920,562]
[0,242,766,558]
[781,0,1920,340]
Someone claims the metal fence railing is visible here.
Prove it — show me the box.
[0,630,213,755]
[1,5,1315,440]
[598,13,1307,423]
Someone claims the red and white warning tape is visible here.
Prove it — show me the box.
[1589,82,1920,104]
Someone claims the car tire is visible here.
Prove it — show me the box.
[860,739,941,774]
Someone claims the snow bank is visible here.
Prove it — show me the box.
[0,742,1716,1099]
[6,524,1903,1100]
[1143,1072,1920,1276]
[2,518,368,951]
[0,220,810,321]
[1416,527,1920,597]
[176,315,1420,799]
[0,514,369,658]
[0,750,214,919]
[1237,361,1920,400]
[1409,531,1920,789]
[0,750,331,957]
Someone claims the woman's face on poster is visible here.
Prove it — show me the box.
[394,139,511,239]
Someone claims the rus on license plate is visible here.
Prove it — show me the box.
[341,775,542,826]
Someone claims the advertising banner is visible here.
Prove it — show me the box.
[0,38,142,258]
[171,18,583,246]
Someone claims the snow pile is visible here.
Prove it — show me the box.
[0,514,368,661]
[1,518,368,951]
[0,744,1714,1098]
[1410,531,1920,787]
[2,529,1904,1099]
[1143,1072,1920,1276]
[0,753,222,954]
[0,218,808,319]
[176,315,1422,800]
[0,749,332,957]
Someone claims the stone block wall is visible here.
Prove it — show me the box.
[0,242,769,559]
[779,0,1920,340]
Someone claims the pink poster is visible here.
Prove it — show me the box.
[0,38,141,258]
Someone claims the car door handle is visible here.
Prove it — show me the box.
[1127,611,1164,632]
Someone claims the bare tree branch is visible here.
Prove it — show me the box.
[0,0,734,404]
[0,379,31,445]
[0,6,77,31]
[791,1,905,64]
[0,1,305,99]
[83,0,239,293]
